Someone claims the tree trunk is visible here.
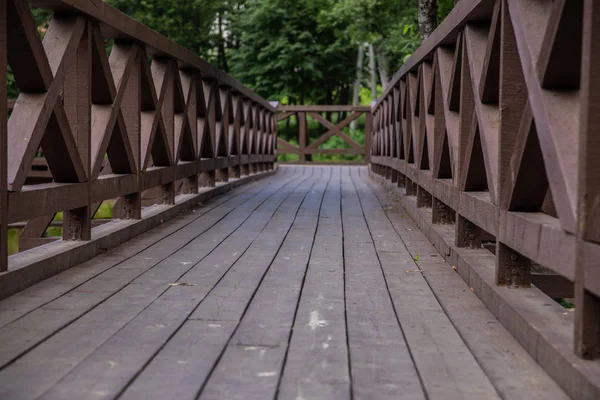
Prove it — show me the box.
[325,88,333,123]
[217,13,229,72]
[418,0,437,40]
[368,43,377,104]
[376,46,390,88]
[351,43,366,130]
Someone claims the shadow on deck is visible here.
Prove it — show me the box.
[0,166,568,400]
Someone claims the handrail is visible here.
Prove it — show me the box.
[369,0,600,397]
[0,0,277,282]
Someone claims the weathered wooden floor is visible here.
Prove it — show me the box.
[0,166,570,400]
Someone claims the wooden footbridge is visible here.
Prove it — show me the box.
[0,0,598,399]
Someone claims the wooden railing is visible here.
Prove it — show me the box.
[0,1,277,279]
[370,0,600,398]
[277,105,371,164]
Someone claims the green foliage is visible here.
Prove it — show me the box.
[7,229,19,255]
[7,1,456,104]
[557,298,575,309]
[94,202,114,219]
[6,7,51,99]
[7,68,18,99]
[324,0,421,72]
[107,0,222,63]
[437,0,455,24]
[229,0,356,104]
[43,227,62,237]
[359,86,381,105]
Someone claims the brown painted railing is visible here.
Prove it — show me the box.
[277,105,371,164]
[370,0,600,398]
[0,1,277,281]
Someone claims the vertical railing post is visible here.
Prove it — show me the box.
[248,102,257,175]
[254,107,262,173]
[0,0,7,271]
[229,93,241,179]
[63,22,92,241]
[298,111,308,162]
[364,110,372,165]
[178,69,199,195]
[575,0,600,359]
[151,58,175,204]
[240,99,250,176]
[495,1,531,288]
[199,78,216,188]
[216,86,230,182]
[258,108,266,172]
[113,41,142,219]
[271,112,277,169]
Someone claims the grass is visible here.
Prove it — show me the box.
[94,202,114,219]
[557,298,575,309]
[7,229,19,255]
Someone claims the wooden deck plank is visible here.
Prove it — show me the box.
[350,167,501,400]
[197,168,332,400]
[363,168,570,400]
[230,169,330,346]
[35,168,321,400]
[0,165,573,400]
[116,169,323,400]
[194,169,327,400]
[340,167,426,400]
[278,166,352,400]
[200,345,288,400]
[117,320,237,400]
[0,170,304,400]
[188,169,323,323]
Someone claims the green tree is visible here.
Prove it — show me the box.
[107,0,231,69]
[229,0,357,104]
[324,0,454,84]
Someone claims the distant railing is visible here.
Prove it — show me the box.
[276,105,371,164]
[0,1,277,277]
[370,0,600,398]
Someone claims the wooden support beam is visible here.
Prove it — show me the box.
[575,0,600,360]
[62,22,91,241]
[496,242,531,288]
[455,215,481,249]
[113,41,142,219]
[298,111,309,162]
[417,186,433,208]
[0,0,6,271]
[365,112,372,164]
[432,197,454,224]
